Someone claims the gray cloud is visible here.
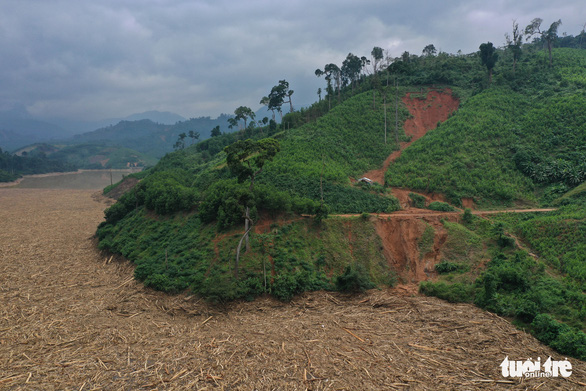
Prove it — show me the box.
[1,0,583,121]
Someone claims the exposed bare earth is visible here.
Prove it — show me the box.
[362,89,460,186]
[1,188,585,390]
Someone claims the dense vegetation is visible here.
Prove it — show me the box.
[420,188,586,360]
[388,48,586,207]
[97,26,586,359]
[11,142,157,170]
[0,147,76,182]
[97,86,404,302]
[402,44,586,359]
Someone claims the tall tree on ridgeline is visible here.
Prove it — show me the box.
[234,106,255,129]
[260,95,276,121]
[173,132,187,150]
[268,80,294,113]
[285,87,294,113]
[315,65,337,109]
[505,20,523,73]
[525,18,562,67]
[315,68,328,109]
[422,44,437,57]
[210,125,221,137]
[360,55,370,80]
[479,42,499,85]
[371,47,384,109]
[341,52,362,94]
[227,117,239,130]
[324,63,342,103]
[267,80,292,121]
[188,130,200,145]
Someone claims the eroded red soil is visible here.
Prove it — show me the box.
[362,89,459,185]
[359,89,460,284]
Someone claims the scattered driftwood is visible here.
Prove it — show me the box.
[1,188,585,389]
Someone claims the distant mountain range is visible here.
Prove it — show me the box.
[0,103,307,156]
[48,110,189,135]
[8,113,236,169]
[70,114,234,158]
[0,115,72,151]
[0,107,232,153]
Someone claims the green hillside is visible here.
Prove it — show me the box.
[96,88,405,301]
[388,48,586,207]
[14,142,157,170]
[97,40,586,359]
[0,146,76,182]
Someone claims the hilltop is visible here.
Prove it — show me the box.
[97,41,586,359]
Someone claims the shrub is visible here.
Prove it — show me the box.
[199,179,251,228]
[532,314,564,345]
[474,271,499,310]
[143,273,187,293]
[515,299,539,323]
[427,201,455,212]
[462,208,474,224]
[497,234,516,248]
[144,177,196,215]
[271,273,300,301]
[409,192,427,208]
[198,273,241,304]
[435,261,469,274]
[335,264,375,293]
[103,189,140,224]
[419,281,474,303]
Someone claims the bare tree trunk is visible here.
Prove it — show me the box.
[245,206,250,252]
[235,223,253,279]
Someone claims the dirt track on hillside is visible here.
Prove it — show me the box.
[1,188,585,390]
[362,89,459,185]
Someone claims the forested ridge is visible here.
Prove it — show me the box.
[97,21,586,359]
[0,147,76,182]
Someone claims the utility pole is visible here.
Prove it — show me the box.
[395,76,399,145]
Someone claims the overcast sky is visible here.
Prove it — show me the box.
[1,0,584,121]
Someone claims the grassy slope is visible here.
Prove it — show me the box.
[388,87,535,206]
[388,48,586,207]
[97,89,404,301]
[264,91,408,182]
[415,48,586,359]
[258,90,407,212]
